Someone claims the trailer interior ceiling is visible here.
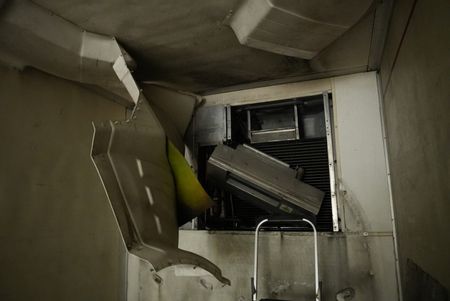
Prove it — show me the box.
[1,0,391,93]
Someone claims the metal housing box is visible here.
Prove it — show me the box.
[230,0,373,59]
[207,144,324,216]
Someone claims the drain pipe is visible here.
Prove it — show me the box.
[376,72,403,301]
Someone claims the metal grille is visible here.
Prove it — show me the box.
[250,137,332,231]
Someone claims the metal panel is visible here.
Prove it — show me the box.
[0,0,138,106]
[194,105,227,146]
[91,96,230,285]
[247,104,300,143]
[230,0,374,59]
[332,72,392,232]
[250,128,298,143]
[225,105,232,141]
[203,78,332,105]
[323,93,339,232]
[129,231,399,301]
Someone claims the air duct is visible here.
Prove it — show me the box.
[230,0,374,59]
[207,144,325,217]
[0,0,138,106]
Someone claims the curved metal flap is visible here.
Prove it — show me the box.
[91,98,230,285]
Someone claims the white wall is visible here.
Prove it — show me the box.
[332,72,393,232]
[0,67,127,301]
[380,0,450,294]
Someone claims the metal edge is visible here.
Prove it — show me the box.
[323,92,339,232]
[241,144,290,168]
[376,72,403,301]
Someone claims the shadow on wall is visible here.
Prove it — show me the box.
[405,259,448,301]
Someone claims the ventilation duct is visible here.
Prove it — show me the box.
[0,0,138,106]
[207,144,324,217]
[230,0,374,59]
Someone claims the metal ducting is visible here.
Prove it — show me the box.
[230,0,374,59]
[207,144,324,217]
[0,0,229,285]
[0,0,138,106]
[92,97,230,285]
[253,138,333,231]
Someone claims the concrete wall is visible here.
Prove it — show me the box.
[0,67,127,301]
[379,0,450,295]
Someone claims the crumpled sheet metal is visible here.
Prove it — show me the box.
[0,0,138,106]
[91,98,230,285]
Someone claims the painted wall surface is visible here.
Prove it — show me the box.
[0,67,127,301]
[129,72,399,300]
[130,231,397,301]
[332,72,393,232]
[379,0,450,292]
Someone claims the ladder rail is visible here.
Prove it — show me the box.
[252,218,319,301]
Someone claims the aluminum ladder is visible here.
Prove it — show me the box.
[251,218,321,301]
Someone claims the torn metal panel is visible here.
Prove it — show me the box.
[207,144,324,216]
[0,0,138,106]
[142,83,199,152]
[91,98,229,285]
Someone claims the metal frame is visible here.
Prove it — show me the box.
[323,92,339,232]
[294,104,300,140]
[242,144,290,168]
[376,74,403,301]
[252,218,320,301]
[225,105,232,141]
[246,104,301,143]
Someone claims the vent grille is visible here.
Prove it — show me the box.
[250,138,332,231]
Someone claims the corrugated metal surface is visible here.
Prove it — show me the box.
[252,138,332,231]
